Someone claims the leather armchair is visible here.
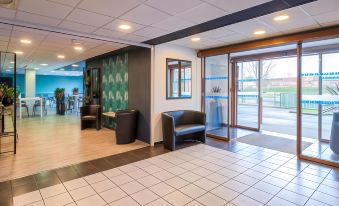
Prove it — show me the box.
[162,110,206,151]
[80,105,101,130]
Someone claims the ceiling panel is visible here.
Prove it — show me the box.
[152,16,196,32]
[205,0,270,12]
[0,6,15,18]
[145,0,203,15]
[18,0,73,19]
[66,9,114,27]
[227,19,280,38]
[175,3,228,24]
[15,11,62,27]
[59,20,97,33]
[93,28,125,38]
[258,7,320,33]
[300,0,339,16]
[133,26,169,39]
[120,4,170,25]
[78,0,141,17]
[312,9,339,27]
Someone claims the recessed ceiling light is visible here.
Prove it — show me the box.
[6,69,11,72]
[72,64,78,67]
[34,68,39,70]
[74,46,83,51]
[274,15,289,21]
[10,61,14,64]
[60,68,65,71]
[15,51,23,55]
[254,30,266,35]
[40,63,48,66]
[119,24,131,30]
[57,55,65,59]
[20,39,31,44]
[191,37,200,42]
[51,71,56,73]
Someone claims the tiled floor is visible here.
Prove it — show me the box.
[10,142,339,206]
[303,141,339,163]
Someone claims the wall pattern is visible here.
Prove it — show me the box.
[102,52,129,127]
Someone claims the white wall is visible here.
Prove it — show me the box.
[151,44,201,144]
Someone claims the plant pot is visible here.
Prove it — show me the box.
[2,97,13,107]
[56,101,65,115]
[73,91,79,95]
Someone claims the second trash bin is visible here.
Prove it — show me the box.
[115,109,138,144]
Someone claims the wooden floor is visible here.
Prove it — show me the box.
[0,113,148,181]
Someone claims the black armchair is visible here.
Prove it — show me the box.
[80,105,101,130]
[162,110,206,151]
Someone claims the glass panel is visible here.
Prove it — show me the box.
[181,61,192,98]
[167,59,192,99]
[236,61,259,129]
[301,38,339,164]
[205,55,229,139]
[261,57,297,136]
[167,60,179,98]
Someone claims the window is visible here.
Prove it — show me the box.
[166,58,192,99]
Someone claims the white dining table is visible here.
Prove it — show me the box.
[19,97,43,119]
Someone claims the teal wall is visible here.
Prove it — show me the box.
[0,73,83,97]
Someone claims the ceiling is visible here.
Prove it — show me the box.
[168,0,339,50]
[0,23,127,76]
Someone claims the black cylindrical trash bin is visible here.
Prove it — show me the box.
[115,109,138,144]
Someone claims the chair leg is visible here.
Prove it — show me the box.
[26,107,29,117]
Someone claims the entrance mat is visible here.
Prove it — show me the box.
[236,133,312,154]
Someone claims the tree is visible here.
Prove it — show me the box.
[245,60,276,80]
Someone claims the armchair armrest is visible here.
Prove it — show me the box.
[193,111,206,125]
[162,113,176,150]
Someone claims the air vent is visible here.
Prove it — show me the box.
[0,0,17,9]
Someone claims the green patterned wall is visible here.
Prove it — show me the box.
[102,53,128,127]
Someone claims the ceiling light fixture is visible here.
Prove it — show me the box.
[40,63,48,66]
[119,24,131,30]
[191,37,200,42]
[20,39,31,44]
[72,64,78,67]
[57,55,65,59]
[15,51,23,55]
[60,68,65,71]
[10,61,14,64]
[34,68,39,70]
[254,30,266,35]
[274,15,289,21]
[51,71,56,73]
[74,46,83,51]
[6,69,11,71]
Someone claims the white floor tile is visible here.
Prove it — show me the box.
[13,191,42,206]
[128,169,150,180]
[267,197,298,206]
[233,174,259,186]
[270,171,295,182]
[137,175,161,187]
[185,201,204,206]
[163,191,193,206]
[227,164,248,173]
[179,172,201,183]
[69,185,96,201]
[165,176,190,189]
[205,173,230,184]
[178,162,198,170]
[118,164,139,173]
[191,167,213,176]
[143,165,163,174]
[130,189,159,205]
[196,192,228,206]
[216,168,240,178]
[252,181,281,195]
[99,187,127,203]
[27,201,45,206]
[242,169,267,180]
[210,185,239,201]
[146,198,172,206]
[63,178,88,191]
[201,163,222,172]
[193,178,219,191]
[224,179,250,193]
[120,180,145,195]
[84,173,107,184]
[166,166,187,175]
[243,187,273,204]
[102,168,123,178]
[285,182,315,197]
[179,184,207,199]
[133,160,153,168]
[317,184,339,197]
[44,193,73,206]
[110,174,133,186]
[311,191,339,206]
[40,184,67,199]
[277,189,309,205]
[152,170,175,181]
[91,179,116,193]
[149,182,176,196]
[76,194,106,206]
[231,194,263,206]
[291,177,320,190]
[109,196,140,206]
[262,175,289,188]
[305,199,332,206]
[322,179,339,190]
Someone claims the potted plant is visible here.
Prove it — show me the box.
[0,84,20,107]
[72,87,79,95]
[209,86,223,128]
[54,88,65,115]
[85,75,91,87]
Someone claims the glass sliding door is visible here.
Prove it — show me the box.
[301,38,339,165]
[204,55,229,139]
[235,61,260,130]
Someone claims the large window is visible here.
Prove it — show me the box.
[166,58,192,99]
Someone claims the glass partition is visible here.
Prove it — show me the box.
[301,38,339,164]
[204,55,229,139]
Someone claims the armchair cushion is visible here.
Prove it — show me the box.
[175,124,205,136]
